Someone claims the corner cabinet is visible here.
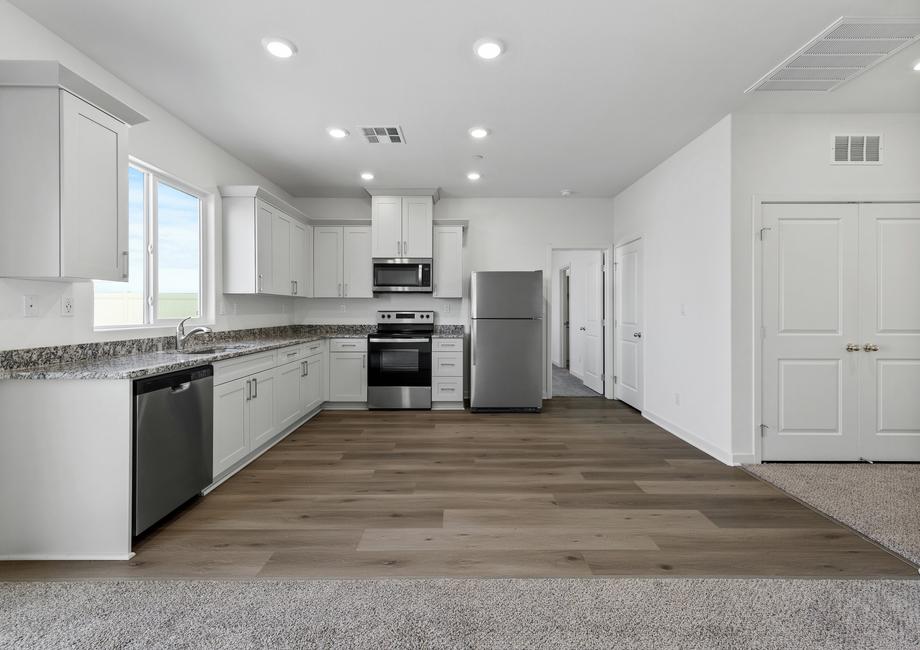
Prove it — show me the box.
[221,186,313,297]
[0,62,146,281]
[313,226,372,298]
[371,196,433,258]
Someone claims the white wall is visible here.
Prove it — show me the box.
[0,0,297,351]
[613,115,733,462]
[730,112,920,462]
[292,197,616,327]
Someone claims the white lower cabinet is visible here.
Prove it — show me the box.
[246,368,276,451]
[432,337,465,408]
[330,352,367,402]
[275,360,304,432]
[302,353,326,413]
[213,378,250,476]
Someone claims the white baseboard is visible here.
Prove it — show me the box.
[641,409,735,466]
[0,553,134,561]
[732,452,758,465]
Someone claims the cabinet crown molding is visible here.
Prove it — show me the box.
[365,187,441,204]
[219,185,310,224]
[0,61,147,126]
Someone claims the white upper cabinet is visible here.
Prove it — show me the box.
[433,225,463,298]
[371,196,402,258]
[221,187,312,297]
[343,226,373,298]
[402,196,433,258]
[0,62,144,281]
[313,226,372,298]
[313,226,344,297]
[371,196,432,258]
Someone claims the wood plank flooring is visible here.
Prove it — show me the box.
[1,398,915,579]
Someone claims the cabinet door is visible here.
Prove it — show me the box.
[248,369,277,450]
[433,225,463,298]
[213,378,250,478]
[291,220,307,297]
[275,360,304,432]
[303,224,314,297]
[329,352,367,402]
[313,226,343,297]
[59,91,128,281]
[255,201,274,294]
[402,196,433,258]
[343,226,373,298]
[272,212,293,295]
[301,354,325,413]
[372,196,402,258]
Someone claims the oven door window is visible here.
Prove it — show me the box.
[374,264,422,288]
[368,342,432,386]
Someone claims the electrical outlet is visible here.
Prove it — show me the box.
[680,303,686,316]
[22,295,39,317]
[218,299,226,316]
[340,303,346,312]
[232,302,238,315]
[674,393,680,406]
[61,296,74,317]
[281,302,287,314]
[445,302,451,313]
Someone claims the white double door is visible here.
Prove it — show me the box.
[762,203,920,461]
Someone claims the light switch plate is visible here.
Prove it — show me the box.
[23,295,39,317]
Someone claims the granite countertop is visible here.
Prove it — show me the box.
[1,324,465,381]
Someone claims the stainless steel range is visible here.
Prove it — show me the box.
[367,310,434,410]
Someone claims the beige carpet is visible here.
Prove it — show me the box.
[2,578,920,649]
[745,463,920,566]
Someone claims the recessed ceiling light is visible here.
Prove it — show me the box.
[560,189,573,198]
[473,38,504,60]
[913,60,920,71]
[469,127,490,139]
[327,127,349,139]
[360,172,374,181]
[467,171,482,181]
[262,37,297,59]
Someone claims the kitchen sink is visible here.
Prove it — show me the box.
[165,345,251,355]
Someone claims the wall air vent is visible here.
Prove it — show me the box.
[359,126,405,144]
[747,17,920,92]
[832,134,882,164]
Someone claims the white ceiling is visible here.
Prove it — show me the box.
[10,0,920,198]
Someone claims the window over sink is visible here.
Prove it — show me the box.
[93,160,209,329]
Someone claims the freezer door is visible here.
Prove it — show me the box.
[471,318,543,410]
[471,271,543,319]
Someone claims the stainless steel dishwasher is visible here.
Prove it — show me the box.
[133,365,213,536]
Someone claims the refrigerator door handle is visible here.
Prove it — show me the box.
[471,321,476,366]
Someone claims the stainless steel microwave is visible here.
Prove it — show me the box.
[372,259,432,293]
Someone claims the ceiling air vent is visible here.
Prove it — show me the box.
[832,135,882,164]
[747,17,920,92]
[359,126,405,144]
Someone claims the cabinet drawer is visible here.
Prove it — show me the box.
[303,339,326,357]
[275,345,304,364]
[213,351,277,385]
[433,377,463,401]
[433,338,463,352]
[433,351,463,376]
[330,338,367,353]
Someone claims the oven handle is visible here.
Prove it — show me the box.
[368,338,431,343]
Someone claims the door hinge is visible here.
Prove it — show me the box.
[759,424,768,437]
[759,227,772,241]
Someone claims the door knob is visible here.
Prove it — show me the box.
[845,343,860,352]
[863,343,879,352]
[633,332,642,338]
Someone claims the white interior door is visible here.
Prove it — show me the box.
[614,239,643,409]
[761,204,860,461]
[582,251,605,394]
[857,203,920,461]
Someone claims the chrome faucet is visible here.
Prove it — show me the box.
[176,316,212,351]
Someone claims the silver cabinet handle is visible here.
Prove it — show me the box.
[397,240,401,256]
[121,251,129,279]
[252,377,258,399]
[295,280,298,294]
[344,283,349,297]
[441,363,456,367]
[305,361,309,376]
[633,332,642,338]
[404,240,407,256]
[258,274,263,293]
[246,379,252,401]
[863,343,879,352]
[362,354,366,369]
[286,350,298,357]
[342,343,356,347]
[338,283,342,297]
[442,387,456,392]
[846,343,860,352]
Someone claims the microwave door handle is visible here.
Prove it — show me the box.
[418,264,423,286]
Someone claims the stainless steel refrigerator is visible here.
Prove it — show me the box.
[470,271,543,412]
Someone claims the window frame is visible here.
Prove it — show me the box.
[93,158,213,331]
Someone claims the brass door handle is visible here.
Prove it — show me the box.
[845,343,860,352]
[863,343,879,352]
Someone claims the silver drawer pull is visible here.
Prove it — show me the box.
[441,387,456,392]
[287,351,298,357]
[440,363,456,366]
[252,377,258,399]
